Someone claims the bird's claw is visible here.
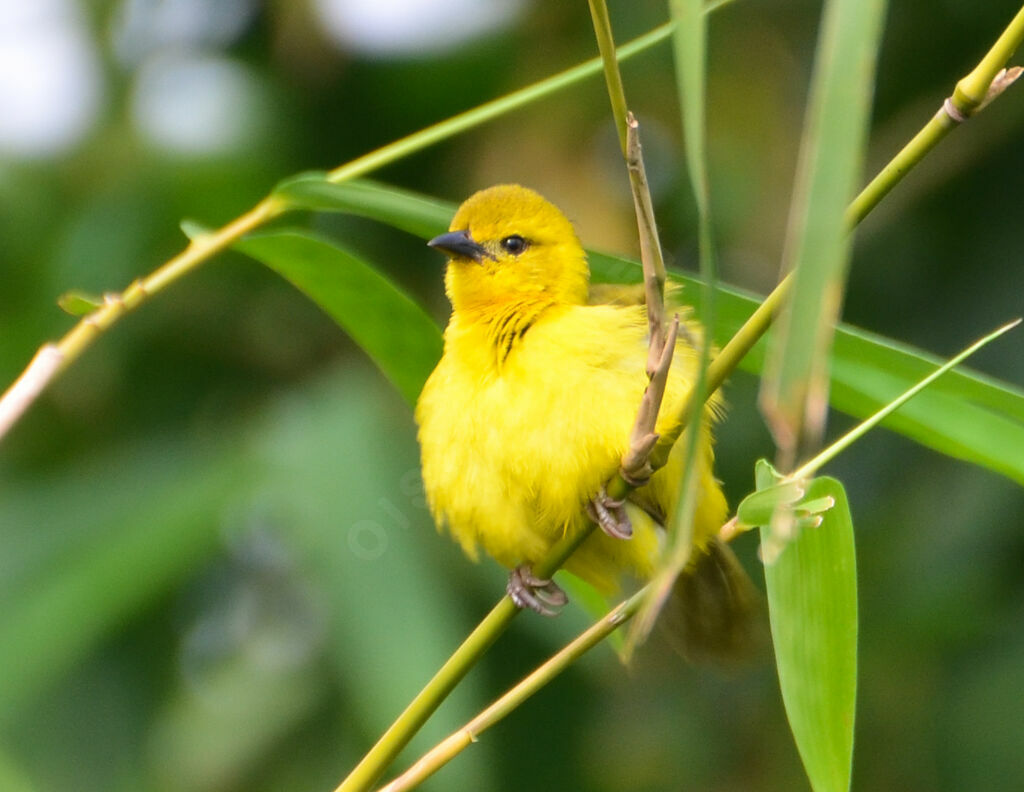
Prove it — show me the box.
[507,564,568,616]
[587,487,632,539]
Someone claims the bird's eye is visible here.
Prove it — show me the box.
[500,235,528,255]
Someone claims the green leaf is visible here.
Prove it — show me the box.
[0,440,245,726]
[234,229,443,407]
[180,218,211,241]
[760,475,858,792]
[558,572,623,655]
[791,319,1021,480]
[247,365,497,788]
[736,479,806,527]
[759,0,887,452]
[57,290,103,316]
[273,176,451,239]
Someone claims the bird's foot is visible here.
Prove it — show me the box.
[587,487,632,539]
[507,565,568,616]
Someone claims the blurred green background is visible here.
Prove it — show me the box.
[1,1,1023,791]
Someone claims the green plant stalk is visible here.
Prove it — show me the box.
[331,526,593,792]
[375,589,647,792]
[333,598,518,792]
[954,6,1024,110]
[0,197,285,440]
[0,22,682,445]
[846,78,1023,226]
[587,0,631,153]
[844,112,957,227]
[327,20,677,184]
[848,6,1024,226]
[588,4,669,344]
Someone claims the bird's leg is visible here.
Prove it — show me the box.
[587,486,632,539]
[507,564,568,616]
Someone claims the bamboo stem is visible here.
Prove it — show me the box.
[588,0,631,153]
[953,6,1024,111]
[375,590,646,792]
[334,598,519,792]
[0,197,285,440]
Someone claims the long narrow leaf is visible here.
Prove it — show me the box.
[234,230,443,407]
[759,471,858,792]
[0,442,245,726]
[274,175,451,240]
[759,0,887,457]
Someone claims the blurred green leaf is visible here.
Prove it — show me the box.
[736,479,806,527]
[759,471,858,792]
[0,749,35,792]
[0,441,247,726]
[235,229,443,407]
[828,353,1024,485]
[558,572,622,655]
[759,0,887,454]
[180,218,211,241]
[148,654,329,792]
[245,364,497,788]
[273,176,451,239]
[56,290,103,316]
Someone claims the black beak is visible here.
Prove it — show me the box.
[428,229,490,262]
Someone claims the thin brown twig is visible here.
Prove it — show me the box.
[374,590,646,792]
[625,113,670,377]
[622,316,679,486]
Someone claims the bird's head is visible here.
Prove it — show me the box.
[429,185,589,316]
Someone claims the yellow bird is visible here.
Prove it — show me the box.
[416,184,756,658]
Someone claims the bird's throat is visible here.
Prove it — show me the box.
[453,299,551,368]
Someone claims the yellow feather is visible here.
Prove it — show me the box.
[416,185,734,608]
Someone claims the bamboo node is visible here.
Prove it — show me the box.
[942,97,968,123]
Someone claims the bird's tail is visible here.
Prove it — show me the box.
[660,537,764,664]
